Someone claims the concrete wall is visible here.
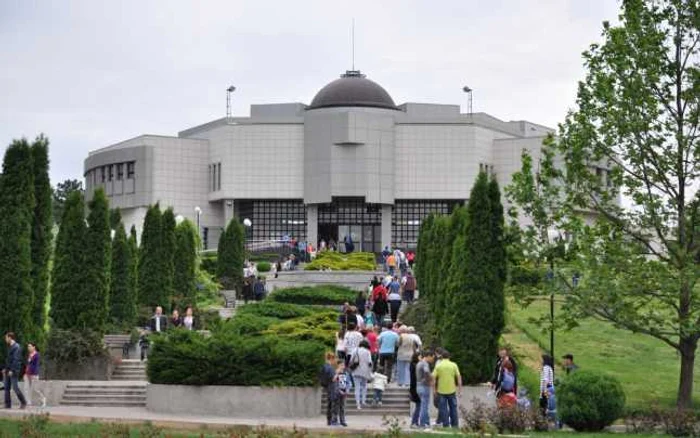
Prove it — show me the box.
[42,356,114,381]
[265,270,383,292]
[147,384,321,418]
[4,380,70,407]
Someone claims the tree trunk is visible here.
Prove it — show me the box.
[677,336,697,409]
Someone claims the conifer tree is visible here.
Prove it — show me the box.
[128,225,139,311]
[217,218,245,292]
[161,208,177,309]
[487,176,507,354]
[415,214,435,299]
[173,219,198,308]
[138,204,163,310]
[0,140,35,342]
[29,136,52,347]
[110,208,122,230]
[50,191,87,329]
[110,223,136,327]
[83,188,111,333]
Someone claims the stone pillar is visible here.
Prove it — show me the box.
[381,204,392,250]
[307,204,318,247]
[224,199,236,226]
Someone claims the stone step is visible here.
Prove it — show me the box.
[64,389,146,396]
[60,400,146,407]
[66,384,146,390]
[113,368,146,372]
[111,376,147,381]
[322,395,408,402]
[62,394,146,401]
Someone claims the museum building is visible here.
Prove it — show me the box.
[84,70,555,251]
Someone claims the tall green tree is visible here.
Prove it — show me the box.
[29,136,53,347]
[161,208,177,308]
[83,188,111,333]
[444,172,498,383]
[110,223,136,327]
[217,218,245,292]
[415,214,435,299]
[138,204,164,310]
[52,179,83,225]
[487,176,507,354]
[0,140,35,343]
[110,208,122,230]
[508,0,700,408]
[50,191,87,330]
[128,225,139,312]
[173,219,199,308]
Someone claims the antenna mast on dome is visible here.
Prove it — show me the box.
[352,18,355,71]
[226,85,236,123]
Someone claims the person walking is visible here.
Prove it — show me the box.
[366,325,379,371]
[23,343,46,408]
[3,333,27,409]
[319,352,336,426]
[495,359,517,409]
[377,325,400,383]
[335,329,347,362]
[387,278,402,323]
[343,324,363,366]
[432,350,462,428]
[540,355,557,422]
[371,285,389,327]
[491,347,518,394]
[330,362,349,427]
[403,272,417,303]
[350,340,373,409]
[414,350,434,429]
[355,290,367,317]
[409,352,420,428]
[396,327,418,387]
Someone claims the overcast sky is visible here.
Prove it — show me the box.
[0,0,620,185]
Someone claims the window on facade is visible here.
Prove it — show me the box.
[236,200,307,241]
[100,166,106,183]
[217,163,221,191]
[108,165,114,181]
[126,162,135,179]
[116,163,124,180]
[392,200,463,247]
[212,164,217,191]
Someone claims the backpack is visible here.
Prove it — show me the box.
[501,370,515,392]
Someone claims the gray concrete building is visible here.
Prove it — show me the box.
[84,70,558,251]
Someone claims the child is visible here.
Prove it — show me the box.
[370,370,388,406]
[330,362,348,427]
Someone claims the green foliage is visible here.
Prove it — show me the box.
[217,218,245,292]
[268,285,355,306]
[399,300,440,348]
[109,208,121,230]
[110,224,137,328]
[0,139,35,343]
[256,261,271,272]
[45,329,108,364]
[147,329,325,386]
[139,204,168,311]
[262,312,337,347]
[200,253,218,277]
[173,219,198,309]
[558,371,626,431]
[304,251,375,271]
[161,208,177,308]
[52,178,83,226]
[50,191,87,330]
[29,136,52,349]
[194,268,221,308]
[225,313,280,336]
[83,188,111,334]
[236,301,314,319]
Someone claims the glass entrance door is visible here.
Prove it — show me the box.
[338,225,362,252]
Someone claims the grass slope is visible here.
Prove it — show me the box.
[509,299,700,410]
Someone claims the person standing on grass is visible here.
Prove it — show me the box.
[3,332,27,410]
[319,352,336,426]
[350,340,373,410]
[24,342,46,408]
[413,350,434,429]
[432,350,462,428]
[562,353,579,375]
[377,325,400,383]
[396,326,418,387]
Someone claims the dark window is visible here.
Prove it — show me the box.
[392,200,463,247]
[108,165,114,181]
[236,200,307,242]
[100,166,106,183]
[116,163,124,180]
[212,163,217,192]
[217,163,221,191]
[208,165,212,191]
[126,162,135,179]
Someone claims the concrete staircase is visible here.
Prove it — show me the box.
[60,382,147,407]
[111,359,147,381]
[321,385,410,416]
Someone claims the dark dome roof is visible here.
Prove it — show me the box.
[308,71,397,110]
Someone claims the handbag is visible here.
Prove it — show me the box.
[349,352,360,371]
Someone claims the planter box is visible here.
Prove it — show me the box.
[147,384,321,418]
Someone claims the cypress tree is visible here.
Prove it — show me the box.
[487,176,507,355]
[0,140,35,343]
[217,218,245,292]
[161,208,177,310]
[128,225,139,313]
[110,223,136,327]
[443,172,495,383]
[50,191,87,330]
[415,214,435,299]
[427,215,451,330]
[29,136,53,347]
[173,219,198,308]
[110,208,122,230]
[138,204,163,310]
[83,188,111,334]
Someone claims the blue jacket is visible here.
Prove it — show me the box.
[5,342,23,374]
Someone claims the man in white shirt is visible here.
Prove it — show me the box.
[149,306,167,332]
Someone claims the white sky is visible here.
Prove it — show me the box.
[0,0,621,185]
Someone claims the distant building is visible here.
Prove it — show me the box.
[84,70,558,251]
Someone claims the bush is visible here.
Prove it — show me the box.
[237,301,314,319]
[224,313,280,336]
[461,399,548,435]
[200,255,217,277]
[269,285,356,306]
[304,251,376,271]
[262,311,338,347]
[147,330,325,386]
[256,261,271,272]
[45,329,108,364]
[558,370,626,431]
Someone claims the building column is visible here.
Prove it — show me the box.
[307,204,318,247]
[224,199,236,226]
[381,204,392,250]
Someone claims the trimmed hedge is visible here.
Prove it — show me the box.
[263,311,338,347]
[269,285,356,306]
[147,330,325,386]
[256,261,271,272]
[236,301,314,319]
[225,313,280,336]
[558,370,626,431]
[304,251,376,271]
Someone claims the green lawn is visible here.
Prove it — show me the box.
[509,299,700,410]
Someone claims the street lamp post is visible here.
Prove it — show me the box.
[462,85,473,116]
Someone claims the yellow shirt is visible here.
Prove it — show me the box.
[432,359,460,395]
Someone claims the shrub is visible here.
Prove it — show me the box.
[45,329,108,364]
[225,313,280,335]
[263,311,338,347]
[237,301,314,319]
[269,285,356,306]
[304,251,376,271]
[461,399,547,435]
[558,370,626,431]
[256,261,271,272]
[200,254,217,277]
[147,329,325,386]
